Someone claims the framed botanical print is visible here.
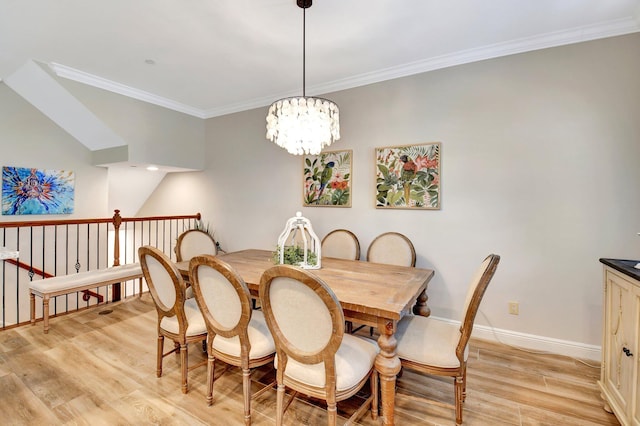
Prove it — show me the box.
[375,142,441,209]
[303,150,352,207]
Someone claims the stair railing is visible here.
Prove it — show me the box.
[0,210,201,329]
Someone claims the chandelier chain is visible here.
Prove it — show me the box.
[302,5,306,97]
[265,0,340,156]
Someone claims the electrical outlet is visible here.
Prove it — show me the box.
[508,301,519,315]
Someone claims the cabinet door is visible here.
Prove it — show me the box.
[603,269,635,418]
[632,289,640,426]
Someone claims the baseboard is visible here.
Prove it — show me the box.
[429,316,602,362]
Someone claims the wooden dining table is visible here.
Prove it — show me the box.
[176,249,434,426]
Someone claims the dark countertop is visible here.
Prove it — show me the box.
[600,258,640,282]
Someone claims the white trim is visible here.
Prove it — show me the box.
[201,92,295,118]
[309,17,639,99]
[48,63,207,119]
[6,60,128,151]
[49,17,639,119]
[431,316,601,362]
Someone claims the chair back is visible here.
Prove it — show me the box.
[176,229,217,262]
[139,245,187,326]
[366,232,416,267]
[260,265,344,367]
[189,254,252,346]
[457,254,500,357]
[321,229,361,260]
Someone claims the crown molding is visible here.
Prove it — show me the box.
[202,90,300,118]
[309,16,640,99]
[49,16,640,120]
[49,63,207,118]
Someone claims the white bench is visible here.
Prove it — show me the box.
[29,263,144,333]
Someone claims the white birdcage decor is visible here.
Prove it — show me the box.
[275,211,321,269]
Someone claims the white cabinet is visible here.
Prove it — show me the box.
[599,259,640,426]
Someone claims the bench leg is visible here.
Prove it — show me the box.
[30,293,36,326]
[43,296,50,334]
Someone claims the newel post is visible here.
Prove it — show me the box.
[112,209,122,267]
[112,209,122,302]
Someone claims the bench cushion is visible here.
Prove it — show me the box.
[29,263,142,294]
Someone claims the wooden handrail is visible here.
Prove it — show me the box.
[1,210,200,303]
[115,212,202,223]
[110,210,200,267]
[0,210,200,228]
[0,210,201,328]
[4,258,52,278]
[0,217,113,228]
[1,209,201,267]
[112,210,199,299]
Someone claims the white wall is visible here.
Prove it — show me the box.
[58,78,206,171]
[2,32,635,359]
[0,73,208,220]
[140,33,640,358]
[0,84,109,218]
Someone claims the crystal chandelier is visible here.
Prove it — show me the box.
[266,0,340,156]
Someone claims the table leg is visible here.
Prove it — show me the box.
[412,289,431,317]
[375,319,401,426]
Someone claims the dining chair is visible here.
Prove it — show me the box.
[362,231,417,335]
[259,265,379,426]
[176,228,218,300]
[366,231,416,267]
[394,254,500,425]
[321,229,361,334]
[175,229,217,262]
[321,229,361,260]
[138,245,208,394]
[189,254,276,425]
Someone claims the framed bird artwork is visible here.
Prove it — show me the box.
[303,150,352,207]
[375,142,441,209]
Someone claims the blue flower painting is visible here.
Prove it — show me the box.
[2,167,75,215]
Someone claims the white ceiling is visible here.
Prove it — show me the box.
[2,0,639,119]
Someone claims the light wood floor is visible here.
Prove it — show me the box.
[0,296,619,425]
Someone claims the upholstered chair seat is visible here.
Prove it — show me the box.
[189,254,276,425]
[139,245,208,394]
[396,315,467,368]
[275,334,378,391]
[210,310,275,359]
[260,265,379,426]
[159,298,207,336]
[394,254,500,425]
